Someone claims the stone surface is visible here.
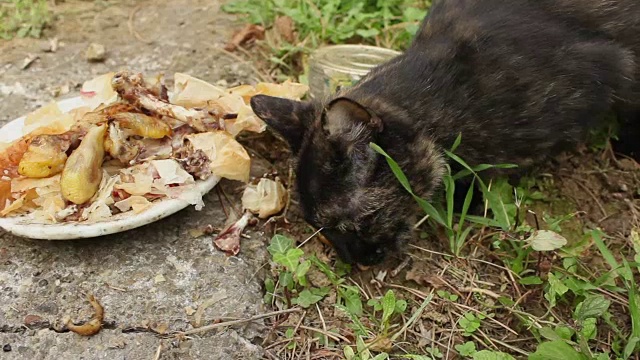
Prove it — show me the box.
[0,328,264,359]
[0,1,272,359]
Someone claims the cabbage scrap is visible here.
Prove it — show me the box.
[241,178,288,218]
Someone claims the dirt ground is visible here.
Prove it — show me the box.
[1,1,639,359]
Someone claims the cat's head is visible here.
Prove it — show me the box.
[250,94,417,266]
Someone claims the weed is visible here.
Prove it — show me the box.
[370,136,640,359]
[222,0,431,77]
[223,0,430,50]
[370,134,518,256]
[0,0,50,40]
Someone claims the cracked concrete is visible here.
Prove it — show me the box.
[0,1,274,358]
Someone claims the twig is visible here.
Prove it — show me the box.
[390,291,434,342]
[414,214,430,229]
[459,287,501,299]
[265,336,303,350]
[385,283,429,299]
[408,244,515,274]
[215,187,229,220]
[176,308,301,336]
[477,329,529,356]
[153,343,162,360]
[212,47,271,83]
[292,311,306,337]
[569,176,608,218]
[298,325,351,343]
[104,283,127,292]
[390,257,412,277]
[315,303,328,346]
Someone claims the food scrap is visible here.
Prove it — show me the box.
[64,294,104,336]
[213,211,254,256]
[0,70,308,225]
[241,177,288,218]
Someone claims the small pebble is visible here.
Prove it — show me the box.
[85,43,107,62]
[3,344,11,352]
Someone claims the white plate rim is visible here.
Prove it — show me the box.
[0,95,221,240]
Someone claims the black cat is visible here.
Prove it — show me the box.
[250,0,640,266]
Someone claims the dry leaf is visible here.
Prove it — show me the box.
[226,84,259,103]
[224,24,265,52]
[274,16,295,43]
[527,230,568,251]
[21,54,39,70]
[11,175,60,193]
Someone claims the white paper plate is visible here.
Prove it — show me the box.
[0,96,220,240]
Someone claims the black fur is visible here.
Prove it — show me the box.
[250,0,640,266]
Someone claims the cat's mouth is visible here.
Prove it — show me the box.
[320,228,386,267]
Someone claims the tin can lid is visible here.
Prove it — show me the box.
[309,45,402,76]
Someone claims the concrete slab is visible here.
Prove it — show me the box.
[0,1,272,358]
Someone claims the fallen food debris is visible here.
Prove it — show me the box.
[64,294,104,336]
[241,177,288,218]
[213,211,253,256]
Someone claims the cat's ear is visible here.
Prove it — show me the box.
[323,97,383,139]
[322,97,382,140]
[250,95,315,152]
[323,98,384,176]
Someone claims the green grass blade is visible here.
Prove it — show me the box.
[391,292,434,342]
[592,230,622,280]
[444,174,455,228]
[455,226,474,256]
[623,259,640,341]
[465,215,503,227]
[450,133,462,152]
[369,143,413,193]
[370,143,448,227]
[458,177,475,227]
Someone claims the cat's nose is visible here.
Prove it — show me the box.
[356,249,386,267]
